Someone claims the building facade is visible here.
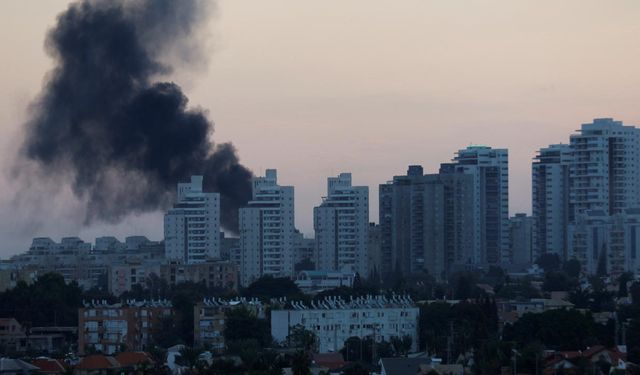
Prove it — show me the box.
[314,173,369,276]
[379,166,474,280]
[569,118,640,221]
[509,214,534,265]
[271,295,419,353]
[441,146,509,265]
[164,176,220,264]
[532,144,572,260]
[239,169,295,286]
[568,209,640,278]
[193,298,264,352]
[78,300,172,355]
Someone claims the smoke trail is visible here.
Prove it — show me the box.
[19,0,252,232]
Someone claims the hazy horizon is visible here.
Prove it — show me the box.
[2,0,640,257]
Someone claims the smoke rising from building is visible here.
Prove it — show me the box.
[19,0,252,232]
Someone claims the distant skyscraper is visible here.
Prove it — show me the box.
[239,169,295,286]
[508,213,534,265]
[569,118,640,220]
[441,146,509,264]
[314,173,369,276]
[379,166,474,280]
[164,176,220,264]
[532,144,572,260]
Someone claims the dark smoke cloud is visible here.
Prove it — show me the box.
[19,0,252,232]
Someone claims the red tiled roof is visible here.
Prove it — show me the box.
[582,345,605,358]
[313,353,348,370]
[76,355,120,370]
[31,358,66,374]
[115,352,154,367]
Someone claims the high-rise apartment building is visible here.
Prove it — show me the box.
[567,208,640,278]
[441,146,509,264]
[532,144,572,260]
[164,176,220,264]
[314,173,369,276]
[569,118,640,220]
[379,166,474,280]
[508,213,534,265]
[239,169,295,286]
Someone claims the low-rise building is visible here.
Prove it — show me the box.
[193,298,264,352]
[0,318,73,355]
[78,300,172,355]
[271,295,419,353]
[159,260,238,291]
[294,270,355,293]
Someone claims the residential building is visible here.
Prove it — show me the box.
[164,175,220,264]
[159,260,238,290]
[108,261,162,296]
[379,166,474,280]
[567,209,640,278]
[271,295,419,353]
[509,214,534,265]
[569,118,640,220]
[293,230,315,267]
[239,169,295,286]
[532,144,572,260]
[314,173,369,276]
[367,223,382,279]
[219,232,239,261]
[441,146,509,265]
[0,318,74,355]
[78,300,172,355]
[294,270,355,293]
[193,298,264,352]
[9,236,164,290]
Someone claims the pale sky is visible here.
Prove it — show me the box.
[2,0,640,257]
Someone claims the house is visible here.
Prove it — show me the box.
[0,358,40,374]
[30,358,66,374]
[378,358,431,375]
[311,353,348,372]
[0,319,70,355]
[74,355,120,375]
[114,352,154,370]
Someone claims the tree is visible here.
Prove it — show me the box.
[562,259,581,279]
[291,350,311,375]
[244,276,304,301]
[286,325,317,352]
[543,271,573,292]
[294,259,315,273]
[391,335,412,356]
[223,307,272,347]
[617,272,633,297]
[502,309,609,350]
[536,253,561,272]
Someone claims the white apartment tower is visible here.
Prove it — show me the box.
[314,173,369,276]
[164,176,220,264]
[569,118,640,220]
[441,146,509,264]
[239,169,295,286]
[532,144,572,260]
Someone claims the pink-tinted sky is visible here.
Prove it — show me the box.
[1,0,640,256]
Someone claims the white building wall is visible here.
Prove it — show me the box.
[271,301,418,353]
[532,144,572,260]
[569,118,640,219]
[240,169,295,286]
[314,173,369,276]
[164,176,220,264]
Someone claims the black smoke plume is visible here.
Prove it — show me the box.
[20,0,252,232]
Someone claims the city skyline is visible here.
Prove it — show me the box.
[3,1,640,257]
